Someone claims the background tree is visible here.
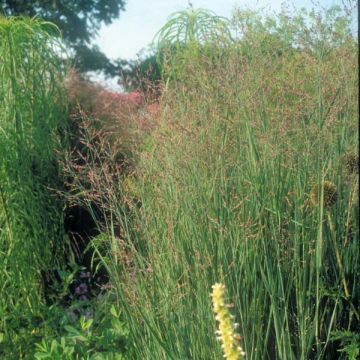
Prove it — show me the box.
[117,52,164,98]
[0,0,125,75]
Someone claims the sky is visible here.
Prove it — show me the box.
[96,0,349,61]
[94,0,354,89]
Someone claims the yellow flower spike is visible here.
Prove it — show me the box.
[211,283,245,360]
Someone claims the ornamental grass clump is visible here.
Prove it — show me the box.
[79,4,358,359]
[153,7,233,83]
[0,16,69,352]
[212,283,245,360]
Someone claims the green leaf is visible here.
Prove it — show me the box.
[34,353,50,359]
[110,305,118,317]
[60,337,66,348]
[50,339,58,353]
[64,325,81,335]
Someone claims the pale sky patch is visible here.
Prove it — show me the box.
[93,0,353,89]
[96,0,346,61]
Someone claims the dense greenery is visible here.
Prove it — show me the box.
[0,0,126,74]
[0,17,128,359]
[88,5,358,359]
[0,3,358,359]
[0,16,68,356]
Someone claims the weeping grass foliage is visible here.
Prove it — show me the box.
[154,8,233,85]
[87,5,359,359]
[0,16,68,351]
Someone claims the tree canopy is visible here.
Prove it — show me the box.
[0,0,125,75]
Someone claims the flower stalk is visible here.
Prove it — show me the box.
[212,283,245,360]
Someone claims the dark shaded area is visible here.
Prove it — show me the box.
[65,204,109,291]
[64,205,99,268]
[41,203,109,307]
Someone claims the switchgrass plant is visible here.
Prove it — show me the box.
[85,5,359,359]
[0,16,70,356]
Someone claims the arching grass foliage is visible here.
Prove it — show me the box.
[0,16,69,356]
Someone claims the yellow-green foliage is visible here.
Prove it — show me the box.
[0,16,69,352]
